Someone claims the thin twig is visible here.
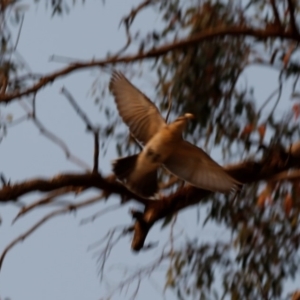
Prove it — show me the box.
[13,14,24,51]
[258,86,281,116]
[165,92,172,123]
[93,130,100,172]
[268,80,282,118]
[121,0,156,27]
[50,54,83,64]
[0,194,104,271]
[61,87,95,130]
[115,17,132,56]
[19,98,91,170]
[87,224,130,251]
[91,225,133,280]
[12,186,81,224]
[61,87,100,171]
[33,116,91,170]
[80,203,121,225]
[270,0,282,28]
[287,0,299,36]
[32,92,36,118]
[117,0,160,55]
[96,229,118,280]
[102,250,170,300]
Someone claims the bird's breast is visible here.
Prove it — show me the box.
[142,128,180,164]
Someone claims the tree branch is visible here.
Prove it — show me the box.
[0,194,104,271]
[12,186,81,224]
[287,0,299,36]
[270,0,282,28]
[19,97,91,170]
[60,87,100,172]
[1,140,300,253]
[0,173,151,205]
[0,25,298,104]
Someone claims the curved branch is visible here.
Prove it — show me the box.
[1,141,300,254]
[0,194,104,271]
[12,186,79,224]
[0,173,151,206]
[0,26,297,104]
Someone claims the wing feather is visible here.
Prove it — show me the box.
[164,141,240,193]
[110,71,165,144]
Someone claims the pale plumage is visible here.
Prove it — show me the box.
[109,71,240,198]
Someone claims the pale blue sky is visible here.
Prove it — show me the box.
[0,1,298,300]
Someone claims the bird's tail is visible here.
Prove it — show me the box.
[113,154,158,198]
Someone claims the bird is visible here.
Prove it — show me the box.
[109,71,241,198]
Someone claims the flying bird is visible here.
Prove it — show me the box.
[109,71,240,198]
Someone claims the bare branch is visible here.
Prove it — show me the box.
[165,92,172,123]
[0,172,151,206]
[0,25,299,104]
[287,0,299,36]
[61,87,95,131]
[13,14,24,51]
[103,250,169,300]
[50,54,83,64]
[121,0,156,28]
[267,78,283,119]
[0,194,104,271]
[95,226,132,280]
[93,130,100,172]
[116,0,158,55]
[12,186,82,224]
[1,137,300,254]
[258,86,281,116]
[60,87,100,171]
[80,203,121,225]
[33,116,91,170]
[270,0,282,28]
[19,97,91,170]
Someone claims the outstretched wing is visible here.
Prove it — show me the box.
[164,141,241,193]
[110,71,165,144]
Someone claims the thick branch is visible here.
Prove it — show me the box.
[2,142,300,253]
[0,26,297,104]
[0,173,150,205]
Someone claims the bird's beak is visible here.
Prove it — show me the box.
[184,113,194,120]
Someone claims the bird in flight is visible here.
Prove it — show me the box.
[109,71,240,198]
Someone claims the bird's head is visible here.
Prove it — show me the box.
[168,113,194,136]
[175,113,194,123]
[183,113,194,120]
